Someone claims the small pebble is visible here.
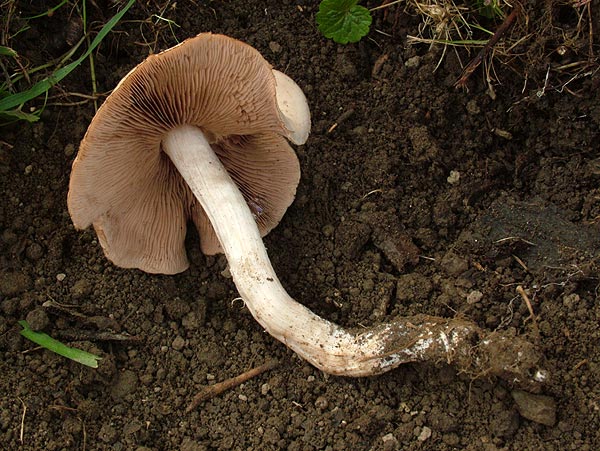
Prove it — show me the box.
[447,170,460,185]
[322,224,335,237]
[562,293,580,309]
[238,394,248,401]
[261,383,271,395]
[314,396,329,410]
[405,56,421,68]
[70,278,92,298]
[467,290,484,305]
[56,273,66,282]
[417,426,432,441]
[382,433,399,451]
[172,336,185,351]
[466,99,481,115]
[511,390,556,426]
[64,143,75,157]
[268,41,282,53]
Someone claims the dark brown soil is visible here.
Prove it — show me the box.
[1,1,600,450]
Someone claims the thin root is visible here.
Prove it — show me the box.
[516,285,539,335]
[18,396,26,444]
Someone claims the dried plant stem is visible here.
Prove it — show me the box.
[186,360,279,412]
[455,7,519,88]
[18,397,26,443]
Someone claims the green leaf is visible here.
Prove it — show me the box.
[0,108,41,123]
[0,46,18,57]
[0,0,135,113]
[316,0,372,44]
[19,320,102,368]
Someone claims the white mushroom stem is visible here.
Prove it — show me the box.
[163,125,546,384]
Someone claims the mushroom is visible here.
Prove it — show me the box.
[68,33,546,386]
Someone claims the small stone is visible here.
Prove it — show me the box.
[24,164,33,175]
[511,390,556,426]
[466,99,481,115]
[206,373,215,381]
[447,170,460,185]
[268,41,282,53]
[466,290,484,305]
[322,224,335,237]
[172,336,185,351]
[562,293,580,309]
[64,143,75,157]
[25,308,49,331]
[314,396,328,410]
[405,56,421,68]
[238,394,248,401]
[70,279,92,299]
[382,433,399,451]
[261,383,271,395]
[56,273,66,282]
[417,426,432,441]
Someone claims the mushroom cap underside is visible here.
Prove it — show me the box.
[67,33,306,274]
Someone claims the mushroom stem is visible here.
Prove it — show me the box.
[163,124,546,386]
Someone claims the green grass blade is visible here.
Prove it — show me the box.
[24,0,69,20]
[19,320,102,368]
[0,0,134,112]
[0,46,18,57]
[0,109,41,123]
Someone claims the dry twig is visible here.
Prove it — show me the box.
[455,7,519,88]
[18,397,26,444]
[186,360,279,412]
[516,285,539,336]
